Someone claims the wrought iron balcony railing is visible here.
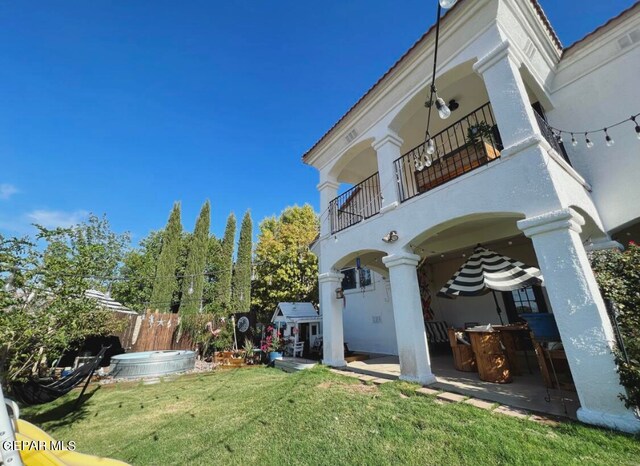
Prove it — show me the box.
[533,109,572,166]
[329,172,381,234]
[394,103,502,203]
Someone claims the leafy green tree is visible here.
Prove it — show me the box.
[0,216,128,383]
[591,241,640,413]
[252,204,318,320]
[212,213,235,311]
[111,230,163,311]
[179,201,210,314]
[150,202,182,312]
[232,211,253,312]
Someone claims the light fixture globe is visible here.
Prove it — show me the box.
[426,138,436,155]
[435,97,451,119]
[439,0,458,8]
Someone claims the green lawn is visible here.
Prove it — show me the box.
[21,366,640,465]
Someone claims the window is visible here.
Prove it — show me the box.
[359,268,372,288]
[341,268,357,290]
[503,286,549,323]
[311,325,317,336]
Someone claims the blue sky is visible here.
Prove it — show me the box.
[0,0,635,242]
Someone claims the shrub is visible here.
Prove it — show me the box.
[590,241,640,413]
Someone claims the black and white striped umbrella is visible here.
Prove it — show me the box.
[438,246,543,298]
[437,246,543,324]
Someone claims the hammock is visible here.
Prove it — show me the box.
[10,346,109,405]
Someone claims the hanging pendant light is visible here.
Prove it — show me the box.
[424,153,433,168]
[426,137,436,155]
[571,133,578,147]
[435,97,451,119]
[439,0,458,8]
[585,133,594,148]
[632,116,640,140]
[415,154,424,171]
[555,131,563,143]
[604,128,614,147]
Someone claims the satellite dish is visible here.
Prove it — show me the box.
[237,316,250,333]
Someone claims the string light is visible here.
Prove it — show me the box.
[604,128,614,147]
[632,116,640,140]
[435,96,451,119]
[426,136,436,155]
[549,112,639,148]
[585,133,594,149]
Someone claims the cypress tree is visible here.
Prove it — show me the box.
[179,201,211,314]
[232,210,252,312]
[214,213,236,310]
[150,202,182,312]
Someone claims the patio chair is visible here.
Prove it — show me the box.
[292,341,305,358]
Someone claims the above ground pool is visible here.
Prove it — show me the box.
[109,350,196,379]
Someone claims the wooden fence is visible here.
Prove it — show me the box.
[114,311,204,353]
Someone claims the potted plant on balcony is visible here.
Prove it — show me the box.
[262,327,285,363]
[467,121,494,144]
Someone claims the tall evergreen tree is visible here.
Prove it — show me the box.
[203,235,223,313]
[232,210,253,311]
[179,201,210,314]
[213,213,236,311]
[150,202,182,312]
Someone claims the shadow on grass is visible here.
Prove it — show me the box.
[23,386,100,430]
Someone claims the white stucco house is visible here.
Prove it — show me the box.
[304,0,640,433]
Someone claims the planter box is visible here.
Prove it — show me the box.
[415,140,500,193]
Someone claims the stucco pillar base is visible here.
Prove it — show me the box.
[585,237,624,252]
[519,208,636,431]
[383,253,435,386]
[319,271,346,367]
[322,359,348,368]
[400,373,437,386]
[380,201,399,215]
[577,408,640,434]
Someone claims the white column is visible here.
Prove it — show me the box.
[373,132,403,213]
[317,179,339,237]
[382,253,436,385]
[518,208,640,433]
[473,41,540,151]
[318,271,346,367]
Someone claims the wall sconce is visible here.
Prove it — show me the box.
[335,288,344,299]
[382,230,399,243]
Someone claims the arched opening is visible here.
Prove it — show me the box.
[330,249,395,357]
[327,138,382,234]
[342,213,580,418]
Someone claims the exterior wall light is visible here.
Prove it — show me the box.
[382,230,399,243]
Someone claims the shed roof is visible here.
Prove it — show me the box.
[272,302,320,322]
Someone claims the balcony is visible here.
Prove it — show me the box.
[327,102,572,234]
[329,172,381,234]
[394,103,503,203]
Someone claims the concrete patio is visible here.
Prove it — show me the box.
[347,354,579,418]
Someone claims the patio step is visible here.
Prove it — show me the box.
[274,357,318,373]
